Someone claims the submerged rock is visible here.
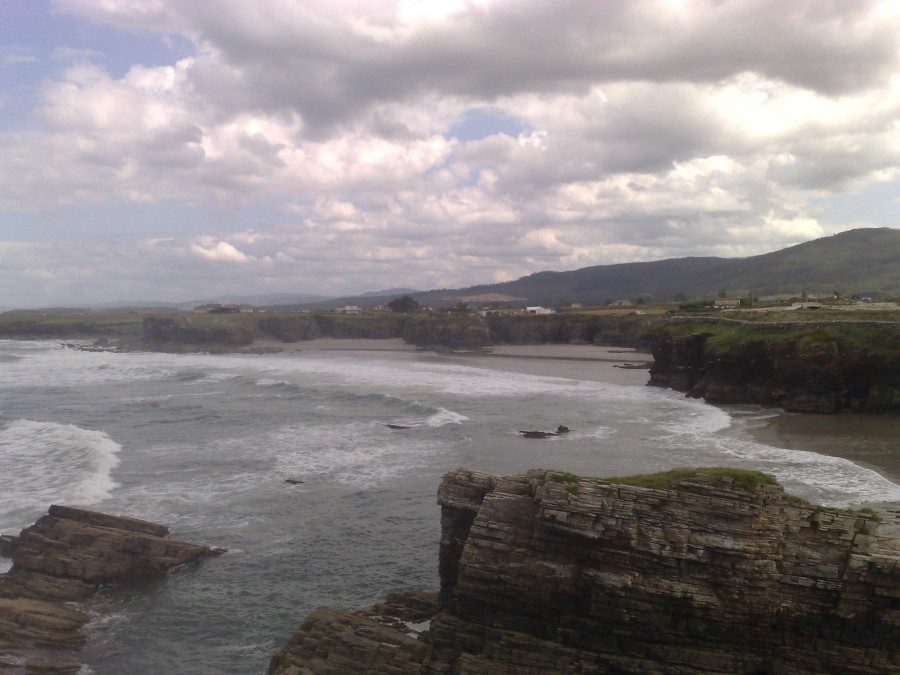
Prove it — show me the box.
[269,467,900,674]
[0,505,223,672]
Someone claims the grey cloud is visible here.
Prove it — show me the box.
[181,1,897,135]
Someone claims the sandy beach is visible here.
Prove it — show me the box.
[253,337,655,386]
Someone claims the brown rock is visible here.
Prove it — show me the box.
[0,505,223,672]
[269,468,900,674]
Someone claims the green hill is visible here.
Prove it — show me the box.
[416,227,900,305]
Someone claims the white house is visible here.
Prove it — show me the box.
[525,306,553,315]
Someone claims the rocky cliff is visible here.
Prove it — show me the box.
[0,505,222,673]
[402,313,653,350]
[268,468,899,674]
[141,316,258,348]
[649,320,900,413]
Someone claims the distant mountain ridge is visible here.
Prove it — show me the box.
[408,227,900,306]
[18,227,895,312]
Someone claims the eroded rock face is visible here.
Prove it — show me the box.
[0,505,222,672]
[141,316,256,347]
[269,468,900,674]
[403,316,493,350]
[648,325,900,413]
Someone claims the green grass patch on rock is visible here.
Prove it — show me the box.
[546,467,778,497]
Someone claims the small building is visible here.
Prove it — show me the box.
[714,297,742,308]
[524,306,553,315]
[610,299,632,307]
[334,305,362,315]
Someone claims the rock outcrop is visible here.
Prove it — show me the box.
[649,321,900,413]
[0,505,223,673]
[269,468,900,674]
[403,316,494,350]
[485,313,651,349]
[141,316,257,348]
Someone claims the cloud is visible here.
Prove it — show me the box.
[0,0,898,306]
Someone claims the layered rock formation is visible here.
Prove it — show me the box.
[0,505,222,673]
[649,321,900,413]
[269,468,899,674]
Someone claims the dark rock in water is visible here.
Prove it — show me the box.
[387,424,411,430]
[284,478,304,485]
[556,425,570,434]
[0,534,17,558]
[0,505,223,672]
[268,467,900,674]
[614,362,651,369]
[519,430,558,439]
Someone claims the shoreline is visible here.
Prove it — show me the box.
[271,338,898,528]
[67,335,900,524]
[252,338,655,386]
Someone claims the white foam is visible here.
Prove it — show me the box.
[0,419,121,531]
[425,408,469,427]
[713,435,900,507]
[657,395,733,435]
[271,422,446,488]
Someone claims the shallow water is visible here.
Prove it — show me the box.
[1,340,898,673]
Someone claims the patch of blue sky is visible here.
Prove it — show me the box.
[811,181,900,228]
[0,0,193,129]
[447,107,527,142]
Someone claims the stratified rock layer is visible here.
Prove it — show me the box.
[0,505,222,672]
[269,468,900,674]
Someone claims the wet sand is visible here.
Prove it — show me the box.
[746,411,900,536]
[747,412,900,484]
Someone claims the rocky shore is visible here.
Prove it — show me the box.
[269,467,900,674]
[0,505,222,673]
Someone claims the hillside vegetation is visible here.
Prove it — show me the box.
[411,227,900,307]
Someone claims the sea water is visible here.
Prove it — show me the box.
[1,340,898,674]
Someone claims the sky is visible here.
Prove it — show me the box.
[1,0,899,308]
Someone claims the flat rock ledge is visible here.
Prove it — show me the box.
[0,505,223,674]
[269,468,900,674]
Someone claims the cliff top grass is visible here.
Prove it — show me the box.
[655,319,899,358]
[544,468,883,524]
[547,467,778,495]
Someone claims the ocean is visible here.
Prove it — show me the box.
[2,339,898,674]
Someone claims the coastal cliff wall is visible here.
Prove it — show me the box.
[136,313,655,351]
[403,313,651,350]
[268,468,900,674]
[648,321,900,413]
[0,311,653,351]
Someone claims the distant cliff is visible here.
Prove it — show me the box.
[403,313,652,350]
[268,467,899,674]
[649,319,900,413]
[138,312,655,351]
[0,310,655,351]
